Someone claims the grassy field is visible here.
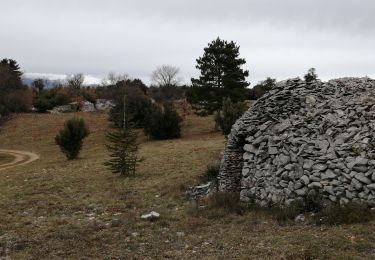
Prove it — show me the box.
[0,153,15,165]
[0,112,375,259]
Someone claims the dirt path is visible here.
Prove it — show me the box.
[0,149,39,171]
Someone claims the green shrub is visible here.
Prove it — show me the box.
[55,118,89,160]
[33,88,71,113]
[200,161,220,184]
[144,102,182,140]
[33,97,54,112]
[54,91,71,106]
[215,97,247,135]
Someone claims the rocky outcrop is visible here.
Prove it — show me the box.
[95,99,115,111]
[218,77,375,206]
[50,100,99,113]
[186,182,216,199]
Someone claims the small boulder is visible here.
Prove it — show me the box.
[141,211,160,221]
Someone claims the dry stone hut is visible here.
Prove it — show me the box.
[218,77,375,206]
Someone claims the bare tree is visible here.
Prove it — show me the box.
[67,73,85,90]
[101,72,129,86]
[31,78,47,92]
[151,65,181,86]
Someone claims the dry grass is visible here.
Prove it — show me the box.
[0,153,14,165]
[0,112,375,259]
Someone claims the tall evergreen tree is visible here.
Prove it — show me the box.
[0,58,31,117]
[188,37,249,115]
[0,59,22,78]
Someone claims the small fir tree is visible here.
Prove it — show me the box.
[104,86,138,176]
[104,127,138,176]
[55,117,89,160]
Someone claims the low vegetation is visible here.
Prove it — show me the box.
[214,97,247,135]
[1,113,375,259]
[200,189,375,226]
[0,41,373,259]
[55,117,89,160]
[144,102,182,140]
[199,161,220,184]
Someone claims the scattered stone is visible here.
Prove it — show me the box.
[186,182,214,199]
[95,99,115,110]
[176,232,185,237]
[295,214,305,223]
[141,211,160,221]
[110,218,121,227]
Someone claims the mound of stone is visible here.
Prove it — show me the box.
[218,77,375,206]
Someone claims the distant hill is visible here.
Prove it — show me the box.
[22,78,63,88]
[22,73,102,88]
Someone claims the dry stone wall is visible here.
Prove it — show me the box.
[218,77,375,206]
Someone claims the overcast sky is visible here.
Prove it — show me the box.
[1,0,374,85]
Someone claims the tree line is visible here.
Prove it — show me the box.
[1,37,319,176]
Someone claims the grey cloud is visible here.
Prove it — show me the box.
[0,0,374,84]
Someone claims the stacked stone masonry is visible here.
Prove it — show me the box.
[218,77,375,206]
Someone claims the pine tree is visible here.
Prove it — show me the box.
[0,59,22,78]
[104,85,138,176]
[188,37,249,115]
[104,127,138,176]
[304,68,318,83]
